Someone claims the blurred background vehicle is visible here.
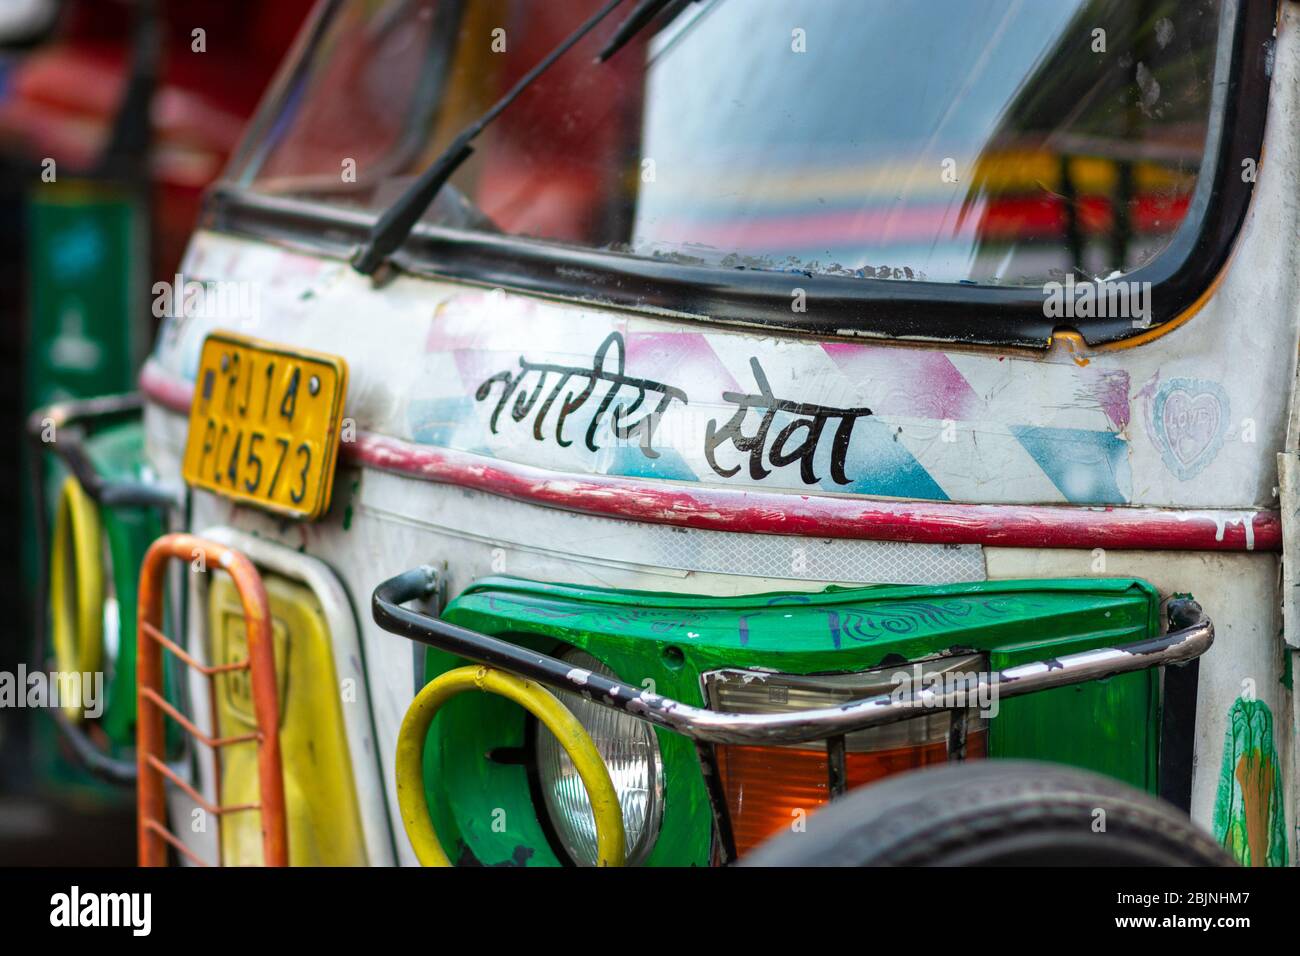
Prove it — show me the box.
[0,0,312,865]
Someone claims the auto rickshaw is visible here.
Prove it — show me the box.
[31,0,1298,866]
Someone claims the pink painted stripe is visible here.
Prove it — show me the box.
[139,362,1280,553]
[141,362,195,413]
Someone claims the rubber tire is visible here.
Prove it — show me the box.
[739,760,1234,867]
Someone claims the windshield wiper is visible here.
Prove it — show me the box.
[352,0,631,276]
[597,0,696,62]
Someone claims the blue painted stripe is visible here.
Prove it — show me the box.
[601,446,699,481]
[408,397,479,448]
[821,417,950,501]
[1010,425,1130,504]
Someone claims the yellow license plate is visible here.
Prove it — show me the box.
[182,333,349,520]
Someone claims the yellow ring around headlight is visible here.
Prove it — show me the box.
[395,664,627,867]
[49,476,104,720]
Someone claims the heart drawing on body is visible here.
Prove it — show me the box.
[1151,377,1229,480]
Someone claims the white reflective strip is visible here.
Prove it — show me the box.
[359,469,986,586]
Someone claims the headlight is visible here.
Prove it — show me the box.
[535,649,663,866]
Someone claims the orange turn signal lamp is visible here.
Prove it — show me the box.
[705,656,989,856]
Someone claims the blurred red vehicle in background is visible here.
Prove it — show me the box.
[0,0,314,274]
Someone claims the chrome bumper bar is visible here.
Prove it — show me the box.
[372,566,1212,747]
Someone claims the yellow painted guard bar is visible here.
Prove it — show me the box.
[395,665,627,867]
[49,476,104,719]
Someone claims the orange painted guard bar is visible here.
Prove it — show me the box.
[136,533,288,867]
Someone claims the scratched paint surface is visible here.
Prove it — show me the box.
[157,235,1141,507]
[1212,698,1287,867]
[444,575,1157,668]
[411,292,1132,504]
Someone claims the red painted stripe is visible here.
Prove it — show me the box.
[140,362,1279,553]
[140,362,195,413]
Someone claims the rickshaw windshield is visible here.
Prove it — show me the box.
[229,0,1229,289]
